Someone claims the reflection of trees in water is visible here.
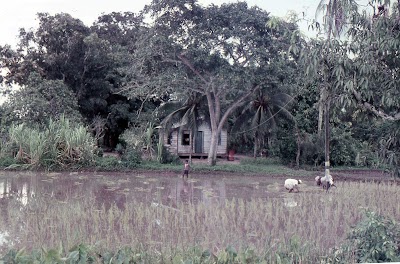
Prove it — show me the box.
[180,179,194,203]
[0,181,10,198]
[0,176,38,241]
[217,181,226,201]
[0,176,37,206]
[0,182,10,227]
[93,184,127,210]
[0,173,240,212]
[167,179,227,205]
[201,180,227,205]
[168,179,193,205]
[161,179,227,205]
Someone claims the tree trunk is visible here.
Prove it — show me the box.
[157,129,164,163]
[295,127,301,168]
[318,87,326,135]
[206,89,219,166]
[398,0,400,18]
[324,96,331,179]
[253,132,258,158]
[208,129,218,166]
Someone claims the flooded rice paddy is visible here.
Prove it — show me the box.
[0,170,398,257]
[0,170,289,208]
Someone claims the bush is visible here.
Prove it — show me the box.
[0,156,15,168]
[121,147,142,168]
[95,147,142,170]
[330,127,358,166]
[95,156,122,170]
[239,156,281,166]
[95,147,104,157]
[354,141,380,168]
[329,211,400,263]
[158,145,181,164]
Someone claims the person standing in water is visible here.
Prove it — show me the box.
[182,160,190,178]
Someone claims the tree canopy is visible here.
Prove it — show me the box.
[0,0,398,173]
[127,0,302,165]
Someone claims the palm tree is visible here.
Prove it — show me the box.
[231,89,294,158]
[157,91,208,163]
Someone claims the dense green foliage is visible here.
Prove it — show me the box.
[0,0,398,173]
[0,12,157,150]
[330,211,400,263]
[1,73,82,127]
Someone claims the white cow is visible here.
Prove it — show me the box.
[284,179,302,193]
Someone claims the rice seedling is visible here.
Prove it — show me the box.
[0,179,399,263]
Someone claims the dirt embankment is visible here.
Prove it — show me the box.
[184,156,394,182]
[330,169,394,183]
[100,153,396,183]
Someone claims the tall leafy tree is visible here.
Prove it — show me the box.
[130,0,301,165]
[303,0,399,176]
[316,0,358,39]
[300,0,359,179]
[340,2,400,175]
[1,73,82,127]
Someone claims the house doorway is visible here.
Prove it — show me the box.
[195,131,203,153]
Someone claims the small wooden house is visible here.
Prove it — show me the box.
[163,123,227,158]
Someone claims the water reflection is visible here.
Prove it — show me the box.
[0,177,36,206]
[0,171,283,209]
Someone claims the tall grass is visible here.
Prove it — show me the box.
[1,181,399,262]
[6,116,97,169]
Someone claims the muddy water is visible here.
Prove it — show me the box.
[0,171,287,207]
[0,170,294,250]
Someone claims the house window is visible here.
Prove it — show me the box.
[182,130,190,145]
[218,132,222,145]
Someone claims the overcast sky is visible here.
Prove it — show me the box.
[0,0,321,47]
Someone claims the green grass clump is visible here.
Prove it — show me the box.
[0,156,14,168]
[239,157,282,166]
[0,240,321,263]
[3,211,400,263]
